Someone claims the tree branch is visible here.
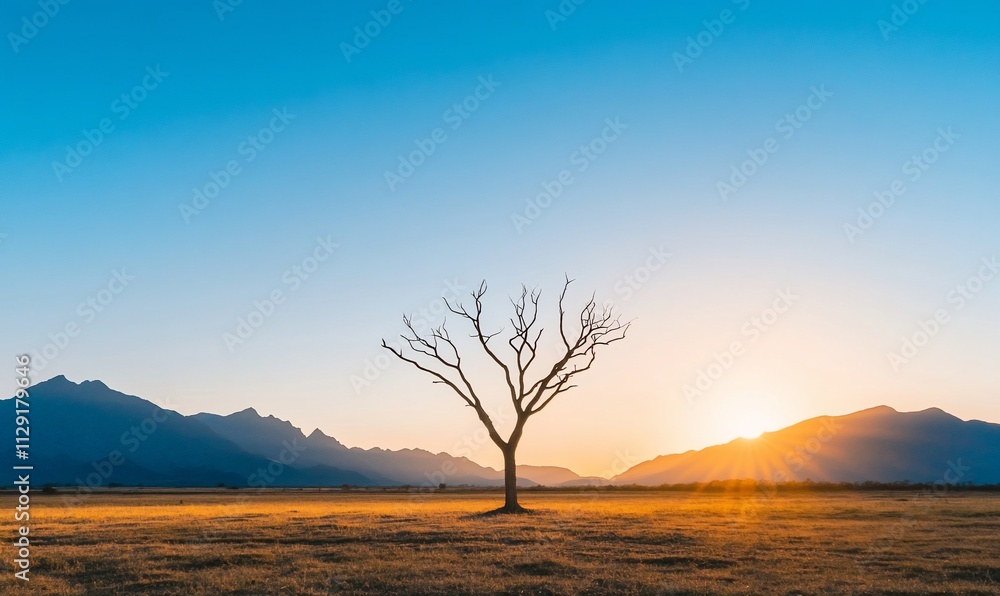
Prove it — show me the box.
[382,277,629,449]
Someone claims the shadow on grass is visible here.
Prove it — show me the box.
[464,505,543,520]
[509,560,575,576]
[632,555,735,570]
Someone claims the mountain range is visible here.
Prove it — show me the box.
[612,406,1000,485]
[4,376,601,488]
[5,376,999,488]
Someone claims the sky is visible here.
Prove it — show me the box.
[1,1,998,476]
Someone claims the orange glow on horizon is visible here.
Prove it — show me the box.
[718,392,782,442]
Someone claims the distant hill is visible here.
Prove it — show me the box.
[515,465,609,487]
[3,376,587,488]
[613,406,1000,485]
[8,377,997,489]
[193,407,533,487]
[3,376,370,488]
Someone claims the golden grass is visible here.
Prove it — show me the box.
[2,490,999,594]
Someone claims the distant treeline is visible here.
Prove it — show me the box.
[521,480,1000,493]
[23,480,1000,494]
[336,479,1000,493]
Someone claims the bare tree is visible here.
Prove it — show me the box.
[382,276,629,513]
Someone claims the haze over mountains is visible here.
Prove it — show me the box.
[5,376,600,488]
[613,406,1000,485]
[5,376,999,488]
[191,405,606,487]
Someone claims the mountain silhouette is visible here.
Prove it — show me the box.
[4,376,587,488]
[194,407,511,487]
[3,376,369,488]
[193,404,606,487]
[613,406,1000,485]
[7,377,997,488]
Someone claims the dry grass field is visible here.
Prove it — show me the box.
[2,489,999,594]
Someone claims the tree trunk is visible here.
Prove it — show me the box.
[501,445,526,513]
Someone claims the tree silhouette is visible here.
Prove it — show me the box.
[382,277,629,513]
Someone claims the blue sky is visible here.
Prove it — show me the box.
[2,0,998,475]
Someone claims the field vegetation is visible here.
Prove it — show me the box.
[2,490,998,594]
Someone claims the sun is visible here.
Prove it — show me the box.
[735,416,768,440]
[718,392,781,440]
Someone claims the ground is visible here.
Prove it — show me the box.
[1,490,998,594]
